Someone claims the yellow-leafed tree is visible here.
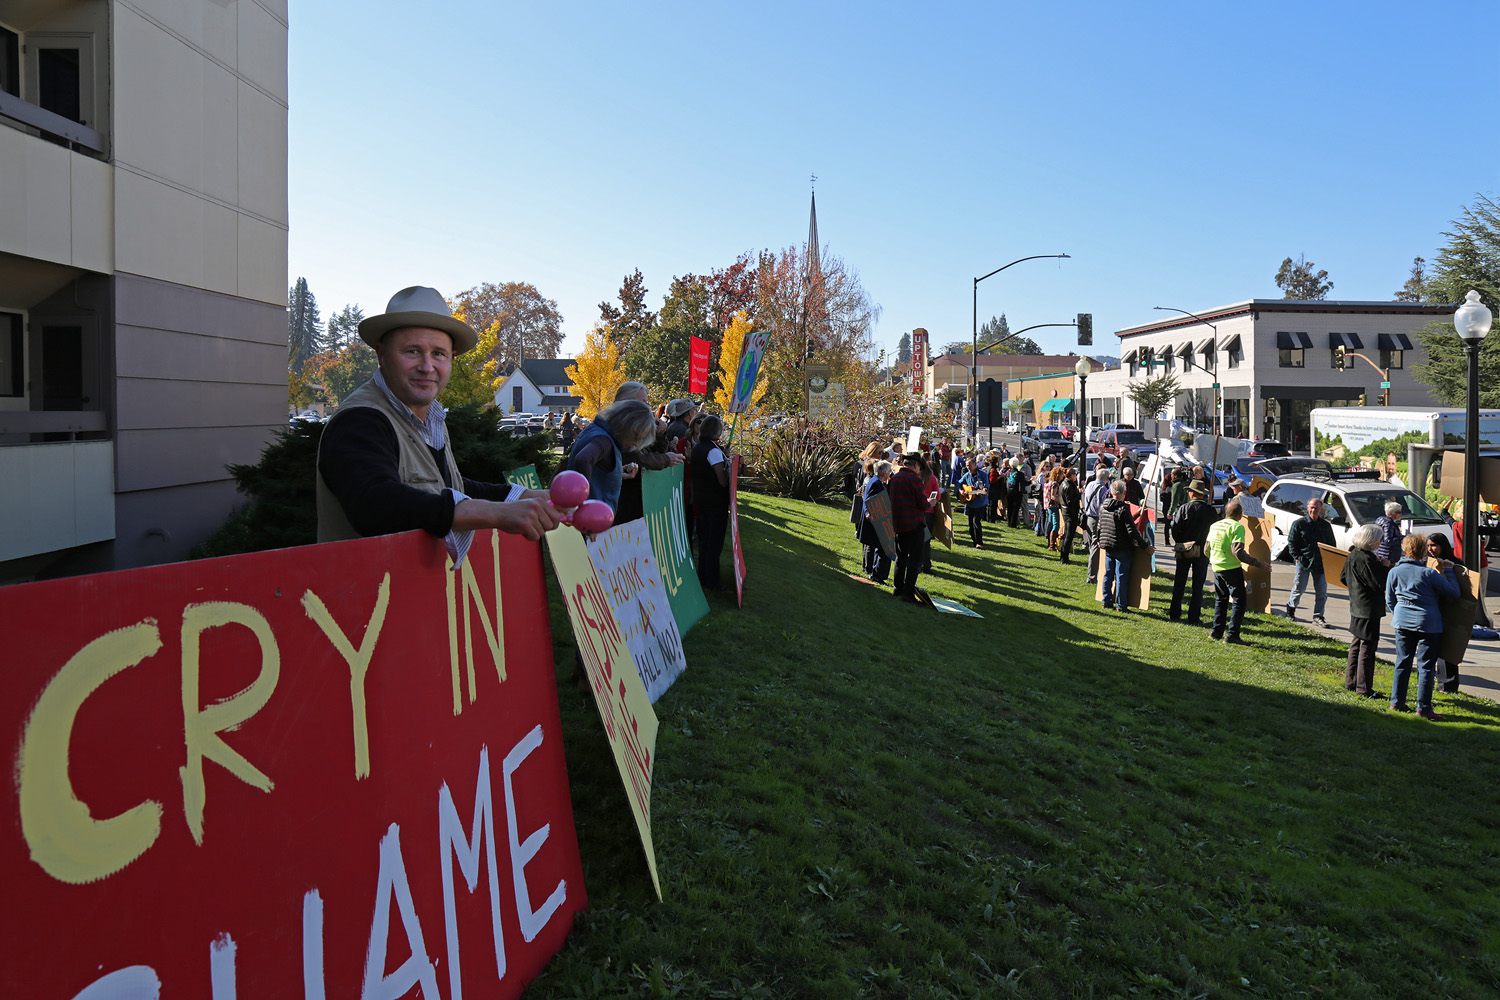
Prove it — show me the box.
[440,304,507,408]
[712,311,769,413]
[566,322,627,418]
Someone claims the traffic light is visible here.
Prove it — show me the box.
[804,338,815,361]
[1358,392,1367,406]
[1077,312,1093,346]
[1334,344,1346,369]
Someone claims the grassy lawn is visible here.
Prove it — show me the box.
[534,493,1500,999]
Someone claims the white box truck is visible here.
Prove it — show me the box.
[1310,405,1500,491]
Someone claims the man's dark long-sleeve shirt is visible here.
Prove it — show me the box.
[318,408,512,538]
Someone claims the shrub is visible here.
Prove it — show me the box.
[193,405,560,558]
[743,424,853,502]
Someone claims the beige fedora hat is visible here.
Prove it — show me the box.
[358,286,479,355]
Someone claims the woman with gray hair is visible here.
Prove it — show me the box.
[1340,523,1388,699]
[565,398,658,513]
[1374,500,1406,567]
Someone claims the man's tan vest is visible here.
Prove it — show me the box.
[315,378,464,542]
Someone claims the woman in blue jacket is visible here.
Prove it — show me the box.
[1385,532,1461,720]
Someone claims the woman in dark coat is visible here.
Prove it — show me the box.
[860,461,894,582]
[1340,523,1387,699]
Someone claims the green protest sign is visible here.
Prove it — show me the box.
[505,464,543,490]
[640,464,710,634]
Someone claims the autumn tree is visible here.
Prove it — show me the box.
[598,269,657,358]
[566,323,627,419]
[440,309,506,409]
[288,277,323,372]
[1274,254,1334,300]
[450,281,564,370]
[712,311,769,413]
[704,252,759,331]
[624,274,716,403]
[303,342,378,409]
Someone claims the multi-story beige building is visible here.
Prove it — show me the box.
[924,352,1096,399]
[1,0,288,581]
[1085,299,1453,452]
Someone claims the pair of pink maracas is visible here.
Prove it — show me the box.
[548,470,614,534]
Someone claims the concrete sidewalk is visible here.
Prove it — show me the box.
[1148,540,1500,704]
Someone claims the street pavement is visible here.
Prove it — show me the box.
[1148,539,1500,704]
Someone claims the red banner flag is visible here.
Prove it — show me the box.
[689,336,711,394]
[0,530,586,999]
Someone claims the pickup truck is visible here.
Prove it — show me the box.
[1089,428,1158,463]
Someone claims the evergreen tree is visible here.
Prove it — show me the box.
[1412,195,1500,408]
[287,277,322,372]
[896,333,912,366]
[323,304,365,351]
[1394,257,1427,303]
[598,269,657,357]
[1274,255,1334,300]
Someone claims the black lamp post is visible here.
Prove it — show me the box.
[970,253,1070,443]
[1073,355,1091,463]
[1454,289,1493,573]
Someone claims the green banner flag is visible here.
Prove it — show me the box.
[505,464,543,490]
[641,464,710,634]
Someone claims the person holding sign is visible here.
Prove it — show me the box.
[958,457,990,549]
[316,286,561,549]
[1168,479,1217,625]
[1386,533,1460,719]
[690,414,732,590]
[1206,498,1268,645]
[888,454,929,602]
[861,461,894,581]
[1097,480,1149,613]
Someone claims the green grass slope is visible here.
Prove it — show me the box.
[536,494,1500,999]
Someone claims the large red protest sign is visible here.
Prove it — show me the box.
[1,530,585,999]
[689,336,711,394]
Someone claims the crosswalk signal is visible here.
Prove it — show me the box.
[1077,313,1093,346]
[1334,345,1346,369]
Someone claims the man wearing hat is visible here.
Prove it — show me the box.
[1168,477,1218,625]
[664,398,697,447]
[316,286,561,550]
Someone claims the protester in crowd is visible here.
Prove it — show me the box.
[938,438,953,485]
[1045,465,1066,552]
[885,438,905,463]
[1058,466,1082,564]
[1120,465,1145,506]
[888,454,929,603]
[1032,457,1053,540]
[612,382,685,524]
[861,461,894,581]
[1285,496,1335,626]
[1386,532,1461,719]
[664,398,697,445]
[1082,466,1112,585]
[689,414,731,591]
[315,286,561,548]
[915,453,941,573]
[1168,478,1217,625]
[950,445,967,489]
[1205,498,1267,644]
[559,410,576,451]
[1340,523,1387,700]
[958,457,990,549]
[1425,532,1466,693]
[986,453,1005,523]
[1375,501,1406,567]
[566,398,658,514]
[1097,480,1149,612]
[1168,466,1192,521]
[1452,501,1493,627]
[1159,469,1177,545]
[849,457,877,546]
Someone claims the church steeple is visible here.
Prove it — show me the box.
[806,179,821,280]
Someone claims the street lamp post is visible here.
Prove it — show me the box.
[970,253,1070,444]
[1153,306,1220,435]
[1073,355,1091,464]
[1454,289,1493,574]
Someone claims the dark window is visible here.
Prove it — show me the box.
[1278,348,1304,368]
[40,325,83,409]
[512,386,523,411]
[0,312,22,397]
[38,46,82,124]
[0,27,18,97]
[1381,349,1404,370]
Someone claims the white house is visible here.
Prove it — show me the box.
[494,359,582,414]
[1085,299,1454,453]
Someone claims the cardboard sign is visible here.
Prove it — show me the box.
[1094,505,1155,610]
[0,530,586,999]
[864,490,897,559]
[546,526,661,899]
[586,520,687,703]
[1321,542,1350,589]
[907,425,923,453]
[688,336,711,394]
[505,463,543,490]
[640,464,710,635]
[730,455,746,607]
[1237,514,1274,613]
[929,597,982,617]
[1192,434,1239,466]
[934,492,954,549]
[730,331,769,414]
[1438,450,1500,504]
[1428,556,1482,664]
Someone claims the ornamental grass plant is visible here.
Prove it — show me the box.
[538,493,1500,999]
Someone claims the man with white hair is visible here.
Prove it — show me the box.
[1375,500,1406,567]
[1081,465,1112,584]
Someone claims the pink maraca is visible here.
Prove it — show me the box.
[549,470,589,510]
[571,499,614,534]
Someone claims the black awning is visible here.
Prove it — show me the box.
[1276,331,1313,349]
[1377,333,1414,351]
[1176,341,1193,357]
[1219,334,1241,353]
[1197,337,1215,353]
[1121,348,1138,364]
[1329,332,1364,350]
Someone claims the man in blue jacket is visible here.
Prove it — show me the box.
[1386,533,1461,719]
[1285,497,1336,626]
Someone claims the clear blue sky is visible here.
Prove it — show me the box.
[288,0,1500,363]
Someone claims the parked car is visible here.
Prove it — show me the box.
[1089,428,1158,463]
[1237,439,1290,461]
[1235,456,1345,483]
[1262,473,1453,554]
